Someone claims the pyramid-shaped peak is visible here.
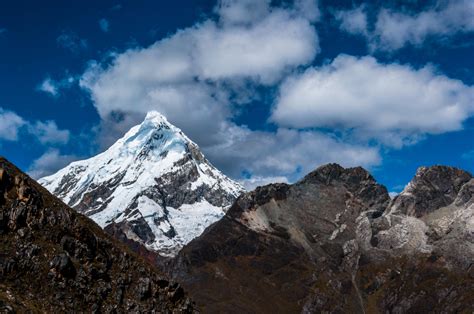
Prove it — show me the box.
[302,163,375,185]
[138,111,175,133]
[38,110,244,257]
[144,110,169,124]
[137,111,187,141]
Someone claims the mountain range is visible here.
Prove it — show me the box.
[1,111,473,312]
[169,164,474,312]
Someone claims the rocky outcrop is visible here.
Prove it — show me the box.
[366,166,474,271]
[389,166,472,217]
[170,164,474,313]
[0,157,195,312]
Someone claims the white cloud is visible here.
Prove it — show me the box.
[334,6,368,36]
[79,0,319,145]
[216,0,319,26]
[81,7,319,105]
[29,121,70,145]
[272,54,474,147]
[84,4,318,84]
[294,0,320,23]
[374,1,474,50]
[216,0,271,25]
[193,14,317,83]
[99,18,110,32]
[0,107,70,145]
[0,108,26,141]
[336,1,474,51]
[81,63,230,148]
[75,0,390,185]
[38,78,59,96]
[77,0,386,184]
[37,76,75,97]
[206,126,381,181]
[77,0,329,184]
[28,149,78,179]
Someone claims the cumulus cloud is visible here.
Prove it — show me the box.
[334,6,368,36]
[73,0,474,187]
[82,64,230,148]
[336,1,474,51]
[272,55,474,147]
[28,149,78,179]
[81,6,318,102]
[0,108,26,141]
[76,0,342,184]
[216,0,271,25]
[76,0,383,186]
[38,78,59,96]
[28,121,70,145]
[206,126,381,182]
[0,107,70,145]
[99,19,110,32]
[216,0,320,26]
[294,0,321,23]
[374,0,474,50]
[193,15,317,83]
[79,0,319,148]
[75,0,388,186]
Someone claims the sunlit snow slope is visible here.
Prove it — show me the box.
[39,111,244,256]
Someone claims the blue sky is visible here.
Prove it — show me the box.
[0,0,473,191]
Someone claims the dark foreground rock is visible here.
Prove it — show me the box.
[0,157,195,312]
[170,164,474,313]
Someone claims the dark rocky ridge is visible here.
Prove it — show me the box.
[170,164,474,313]
[0,157,195,312]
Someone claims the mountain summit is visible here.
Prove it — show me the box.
[39,111,244,256]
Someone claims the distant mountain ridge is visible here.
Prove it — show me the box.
[39,111,244,257]
[170,163,474,313]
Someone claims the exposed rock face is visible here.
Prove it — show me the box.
[170,164,474,313]
[369,166,474,270]
[39,111,243,257]
[0,157,194,312]
[389,166,472,217]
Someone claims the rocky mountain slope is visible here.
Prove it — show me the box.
[39,111,243,257]
[170,164,474,313]
[0,157,195,312]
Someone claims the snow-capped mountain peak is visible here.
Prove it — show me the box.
[39,111,244,256]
